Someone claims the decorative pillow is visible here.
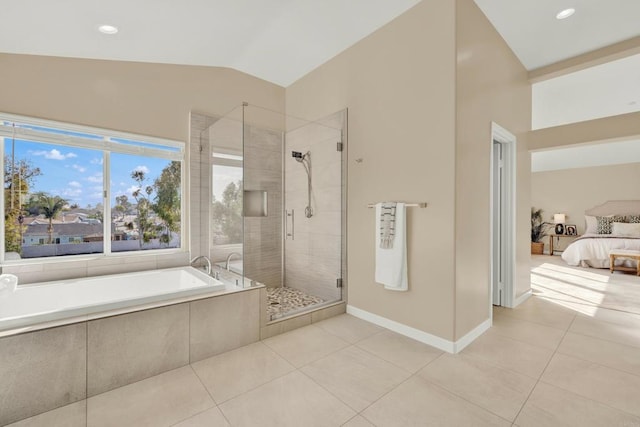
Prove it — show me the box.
[584,215,598,234]
[596,216,624,234]
[612,222,640,237]
[627,215,640,223]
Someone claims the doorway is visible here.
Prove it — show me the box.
[490,122,516,308]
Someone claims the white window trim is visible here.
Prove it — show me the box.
[0,113,187,266]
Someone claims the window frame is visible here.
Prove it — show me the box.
[0,113,187,265]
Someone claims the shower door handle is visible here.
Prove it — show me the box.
[286,210,294,240]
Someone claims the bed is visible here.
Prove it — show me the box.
[561,200,640,269]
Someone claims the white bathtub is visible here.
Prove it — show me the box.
[0,266,226,333]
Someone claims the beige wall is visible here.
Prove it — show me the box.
[287,0,457,340]
[0,54,284,142]
[532,162,640,251]
[0,53,284,281]
[454,0,532,337]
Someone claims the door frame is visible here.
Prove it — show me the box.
[489,122,517,311]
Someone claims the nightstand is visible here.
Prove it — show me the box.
[549,234,580,255]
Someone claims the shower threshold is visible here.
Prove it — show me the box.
[266,286,325,321]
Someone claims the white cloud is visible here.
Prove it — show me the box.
[87,174,103,183]
[134,165,150,174]
[61,188,82,198]
[90,157,103,165]
[69,181,81,188]
[126,185,140,196]
[72,164,86,173]
[31,149,77,160]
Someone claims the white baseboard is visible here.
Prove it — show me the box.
[346,305,491,354]
[513,290,532,307]
[452,317,492,353]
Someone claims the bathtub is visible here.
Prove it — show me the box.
[0,266,226,334]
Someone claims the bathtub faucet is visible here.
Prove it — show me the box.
[225,252,242,271]
[190,256,212,275]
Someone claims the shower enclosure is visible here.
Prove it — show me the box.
[193,104,346,322]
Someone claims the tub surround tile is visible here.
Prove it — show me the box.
[361,376,510,427]
[515,382,640,427]
[5,401,86,427]
[172,407,230,427]
[190,288,260,362]
[192,342,295,404]
[0,324,86,426]
[218,371,355,427]
[263,324,349,367]
[87,366,214,427]
[301,345,410,412]
[356,330,443,373]
[87,303,190,396]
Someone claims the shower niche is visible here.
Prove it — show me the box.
[193,105,346,323]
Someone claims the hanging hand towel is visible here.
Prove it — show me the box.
[375,202,408,291]
[379,202,397,249]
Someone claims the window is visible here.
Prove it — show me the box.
[211,152,243,246]
[1,114,185,262]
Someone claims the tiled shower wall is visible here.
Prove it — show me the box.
[284,110,345,302]
[243,125,283,288]
[204,114,283,288]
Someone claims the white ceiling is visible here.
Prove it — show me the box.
[473,0,640,71]
[532,53,640,130]
[0,0,420,87]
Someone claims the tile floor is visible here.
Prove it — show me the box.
[8,256,640,426]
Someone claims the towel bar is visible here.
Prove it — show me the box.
[367,202,427,208]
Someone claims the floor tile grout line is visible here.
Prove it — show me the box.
[450,350,541,383]
[552,345,640,380]
[416,374,515,424]
[497,310,574,332]
[534,377,640,420]
[189,343,296,407]
[511,311,578,423]
[186,364,234,426]
[566,327,640,351]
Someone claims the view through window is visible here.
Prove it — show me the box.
[1,115,184,261]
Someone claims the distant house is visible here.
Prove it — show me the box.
[23,223,104,246]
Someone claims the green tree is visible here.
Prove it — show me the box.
[29,192,68,244]
[212,180,243,243]
[131,169,158,247]
[153,161,181,245]
[4,159,42,253]
[114,194,131,220]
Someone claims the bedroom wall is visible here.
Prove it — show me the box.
[455,0,532,338]
[532,162,640,252]
[286,0,457,341]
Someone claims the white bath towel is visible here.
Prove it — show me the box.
[379,202,397,249]
[375,202,408,291]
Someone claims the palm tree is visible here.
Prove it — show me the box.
[30,192,67,244]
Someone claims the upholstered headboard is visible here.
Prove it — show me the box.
[585,200,640,216]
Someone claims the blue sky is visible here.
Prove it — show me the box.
[7,139,173,208]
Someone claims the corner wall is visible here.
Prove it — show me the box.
[454,0,532,338]
[286,0,457,340]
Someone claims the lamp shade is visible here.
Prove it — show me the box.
[554,213,566,224]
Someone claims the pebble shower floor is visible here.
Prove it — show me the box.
[266,287,324,320]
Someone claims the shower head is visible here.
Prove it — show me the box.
[291,151,308,162]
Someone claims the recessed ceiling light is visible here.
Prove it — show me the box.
[98,25,118,35]
[556,8,576,20]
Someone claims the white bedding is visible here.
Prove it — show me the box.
[561,233,640,268]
